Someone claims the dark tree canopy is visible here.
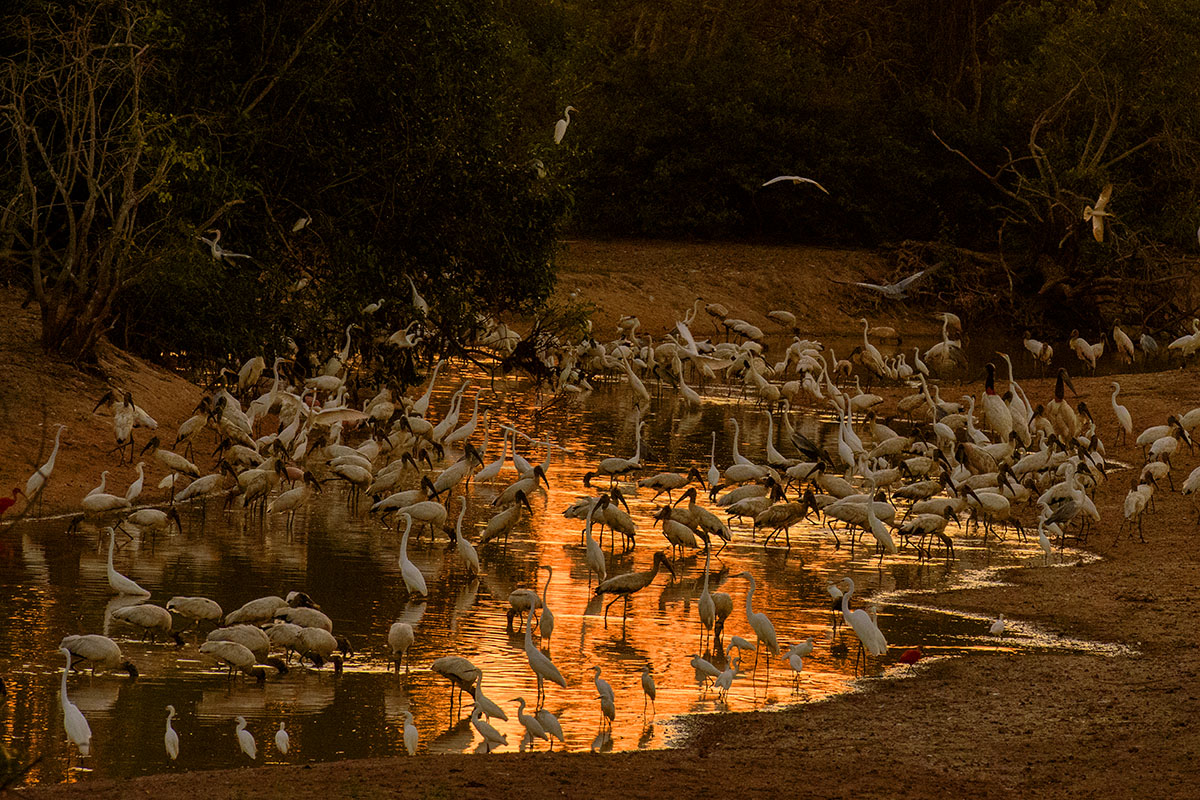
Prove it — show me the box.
[3,0,1198,364]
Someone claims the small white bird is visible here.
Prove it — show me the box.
[989,614,1006,636]
[593,666,616,729]
[641,664,656,716]
[761,175,830,194]
[403,710,419,756]
[275,721,289,755]
[165,705,180,760]
[471,707,507,752]
[235,716,256,759]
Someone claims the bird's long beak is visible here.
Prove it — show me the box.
[1063,371,1079,397]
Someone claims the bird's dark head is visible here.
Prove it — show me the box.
[92,389,115,413]
[582,471,595,488]
[171,632,185,648]
[267,656,289,675]
[515,489,533,512]
[122,660,139,679]
[139,436,161,456]
[534,465,549,487]
[673,486,697,506]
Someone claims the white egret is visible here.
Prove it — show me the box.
[403,710,419,755]
[593,666,616,729]
[515,697,548,747]
[165,705,179,760]
[523,600,566,705]
[641,664,656,716]
[839,577,888,668]
[59,648,91,757]
[398,513,428,596]
[275,722,289,755]
[235,716,256,759]
[105,528,150,596]
[471,708,507,752]
[553,106,576,144]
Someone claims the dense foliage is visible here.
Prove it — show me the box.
[2,0,1197,365]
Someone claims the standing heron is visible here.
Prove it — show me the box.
[164,706,179,760]
[523,603,566,707]
[593,666,616,730]
[736,571,779,688]
[59,648,91,757]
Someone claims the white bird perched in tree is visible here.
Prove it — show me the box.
[235,716,256,759]
[59,648,91,757]
[1083,184,1113,242]
[403,710,419,755]
[761,174,830,194]
[165,705,180,760]
[275,722,289,755]
[593,666,616,729]
[554,106,576,144]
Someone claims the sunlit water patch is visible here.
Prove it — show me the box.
[0,362,1124,784]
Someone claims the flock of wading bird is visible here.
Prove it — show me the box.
[12,281,1200,764]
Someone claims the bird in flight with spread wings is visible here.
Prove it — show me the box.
[827,263,942,300]
[761,175,830,194]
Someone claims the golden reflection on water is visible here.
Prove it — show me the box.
[1,362,1059,784]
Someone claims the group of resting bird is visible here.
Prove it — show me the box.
[16,282,1200,766]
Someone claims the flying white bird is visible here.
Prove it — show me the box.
[761,175,830,194]
[1082,184,1112,242]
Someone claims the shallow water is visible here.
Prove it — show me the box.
[0,360,1114,784]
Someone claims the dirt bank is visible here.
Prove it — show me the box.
[7,242,1200,798]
